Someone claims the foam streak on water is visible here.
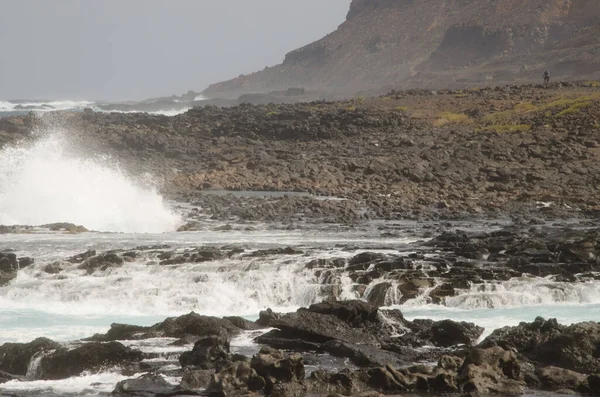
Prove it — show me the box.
[0,133,180,233]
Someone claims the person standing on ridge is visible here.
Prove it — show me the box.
[543,70,550,85]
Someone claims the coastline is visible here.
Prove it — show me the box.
[1,81,600,396]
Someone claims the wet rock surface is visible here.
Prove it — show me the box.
[39,342,143,380]
[0,338,61,376]
[256,301,483,368]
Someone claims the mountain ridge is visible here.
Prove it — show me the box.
[203,0,600,98]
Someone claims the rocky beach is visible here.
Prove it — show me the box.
[1,81,600,396]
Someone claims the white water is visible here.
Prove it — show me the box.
[0,133,180,233]
[1,223,600,396]
[0,100,93,112]
[0,99,193,117]
[0,371,140,395]
[0,230,420,344]
[95,108,191,116]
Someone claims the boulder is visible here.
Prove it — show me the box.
[0,252,18,286]
[40,342,143,380]
[77,253,124,274]
[223,316,263,330]
[457,346,524,394]
[481,318,600,373]
[321,340,404,367]
[533,321,600,373]
[179,335,230,368]
[479,316,563,352]
[0,338,61,376]
[180,367,215,390]
[87,323,151,342]
[365,282,391,307]
[151,312,241,339]
[256,308,280,327]
[346,252,386,271]
[534,366,587,392]
[204,348,307,397]
[306,368,370,396]
[43,261,71,274]
[205,360,265,397]
[17,257,34,268]
[67,249,96,263]
[307,300,378,327]
[113,373,175,396]
[250,347,305,394]
[587,373,600,395]
[430,320,484,347]
[0,370,24,384]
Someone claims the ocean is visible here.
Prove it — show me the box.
[1,117,600,396]
[0,99,191,118]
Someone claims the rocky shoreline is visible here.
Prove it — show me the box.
[2,301,600,397]
[1,82,600,224]
[2,219,600,396]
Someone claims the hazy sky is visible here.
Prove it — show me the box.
[0,1,349,101]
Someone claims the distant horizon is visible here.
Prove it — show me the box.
[0,0,350,101]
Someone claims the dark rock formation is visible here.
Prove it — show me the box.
[39,342,143,380]
[481,317,600,373]
[256,300,482,367]
[0,252,18,286]
[0,338,61,376]
[179,336,230,369]
[113,373,175,396]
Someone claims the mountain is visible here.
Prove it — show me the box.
[203,0,600,98]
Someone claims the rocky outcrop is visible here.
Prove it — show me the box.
[481,318,600,374]
[113,373,176,396]
[0,252,19,286]
[256,300,482,367]
[88,311,255,342]
[200,345,526,397]
[179,336,230,369]
[205,347,306,397]
[0,338,61,377]
[3,84,600,224]
[39,342,143,380]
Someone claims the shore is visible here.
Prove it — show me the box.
[1,82,600,396]
[1,81,600,225]
[2,218,600,396]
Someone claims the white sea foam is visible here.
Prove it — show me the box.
[97,108,191,116]
[0,100,16,110]
[25,100,94,111]
[0,132,180,233]
[0,370,134,395]
[148,108,190,116]
[0,100,93,113]
[0,253,320,318]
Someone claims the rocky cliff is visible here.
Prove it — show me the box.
[203,0,600,98]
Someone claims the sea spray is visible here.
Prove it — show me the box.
[0,131,180,233]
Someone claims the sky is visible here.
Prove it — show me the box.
[0,0,349,101]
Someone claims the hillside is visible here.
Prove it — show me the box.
[203,0,600,98]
